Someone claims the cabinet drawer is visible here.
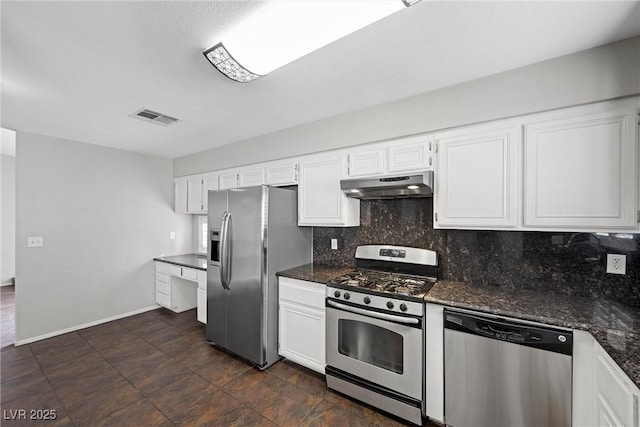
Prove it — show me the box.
[155,280,170,295]
[182,268,198,281]
[156,272,169,284]
[155,262,169,274]
[156,292,170,308]
[169,266,182,277]
[279,278,325,308]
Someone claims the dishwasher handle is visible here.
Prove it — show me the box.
[444,309,573,356]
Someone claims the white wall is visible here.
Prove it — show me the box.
[1,154,16,284]
[174,36,640,176]
[15,132,192,343]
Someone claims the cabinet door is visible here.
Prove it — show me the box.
[387,134,432,173]
[424,303,445,424]
[201,172,219,214]
[187,176,204,213]
[434,123,521,228]
[524,102,638,230]
[197,288,206,324]
[298,155,359,226]
[347,148,385,177]
[279,301,325,374]
[265,162,298,186]
[594,343,639,427]
[219,171,238,189]
[174,177,188,214]
[238,167,265,188]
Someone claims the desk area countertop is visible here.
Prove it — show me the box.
[153,254,207,271]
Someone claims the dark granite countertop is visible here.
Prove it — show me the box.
[277,263,354,284]
[153,254,207,271]
[278,263,640,389]
[426,280,640,389]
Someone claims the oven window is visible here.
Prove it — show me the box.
[338,319,403,374]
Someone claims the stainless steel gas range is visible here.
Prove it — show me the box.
[325,245,438,425]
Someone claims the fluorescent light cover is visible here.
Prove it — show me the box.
[207,0,411,80]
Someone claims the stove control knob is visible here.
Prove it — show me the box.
[333,290,341,298]
[344,292,351,301]
[363,296,371,304]
[400,303,408,312]
[386,301,394,309]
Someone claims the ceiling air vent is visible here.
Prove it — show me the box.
[129,108,180,127]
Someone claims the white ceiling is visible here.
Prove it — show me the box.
[2,1,639,159]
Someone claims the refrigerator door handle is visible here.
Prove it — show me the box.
[220,211,232,290]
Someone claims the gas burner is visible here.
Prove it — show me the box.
[330,269,435,299]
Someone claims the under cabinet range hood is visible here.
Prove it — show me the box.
[341,171,434,199]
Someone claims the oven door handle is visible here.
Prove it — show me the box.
[327,300,420,325]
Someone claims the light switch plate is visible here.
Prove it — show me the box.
[27,236,43,247]
[606,254,626,275]
[169,231,176,240]
[331,239,338,250]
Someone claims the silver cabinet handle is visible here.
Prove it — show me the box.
[327,300,419,325]
[220,212,232,290]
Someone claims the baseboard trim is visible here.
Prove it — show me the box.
[14,305,160,346]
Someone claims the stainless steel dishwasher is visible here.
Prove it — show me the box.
[444,308,573,427]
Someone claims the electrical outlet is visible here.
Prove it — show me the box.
[606,254,626,275]
[27,236,43,247]
[331,239,338,250]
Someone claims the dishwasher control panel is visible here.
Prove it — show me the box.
[444,309,573,356]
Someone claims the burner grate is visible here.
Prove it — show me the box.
[331,269,435,298]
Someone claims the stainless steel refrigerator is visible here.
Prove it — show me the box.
[206,185,312,369]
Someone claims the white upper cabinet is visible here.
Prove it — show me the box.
[298,152,360,226]
[175,172,219,214]
[434,120,521,229]
[174,177,188,214]
[201,172,219,213]
[347,147,385,177]
[218,170,238,190]
[265,161,298,186]
[524,99,639,230]
[387,134,433,173]
[238,167,265,188]
[345,134,433,178]
[187,175,205,213]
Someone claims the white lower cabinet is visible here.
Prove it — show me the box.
[424,303,445,424]
[278,277,326,374]
[197,289,206,324]
[594,341,639,427]
[572,330,639,427]
[154,261,199,313]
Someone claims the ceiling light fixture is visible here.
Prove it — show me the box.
[407,185,420,190]
[203,0,421,83]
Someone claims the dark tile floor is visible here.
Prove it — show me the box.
[1,290,436,426]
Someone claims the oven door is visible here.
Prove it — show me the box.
[326,302,422,400]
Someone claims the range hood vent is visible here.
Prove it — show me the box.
[129,108,180,127]
[341,171,434,199]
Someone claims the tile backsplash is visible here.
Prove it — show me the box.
[313,198,640,307]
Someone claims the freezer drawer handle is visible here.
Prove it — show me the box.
[327,300,419,325]
[220,211,232,290]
